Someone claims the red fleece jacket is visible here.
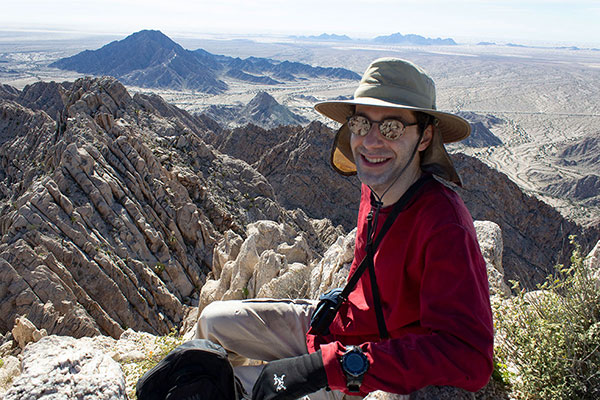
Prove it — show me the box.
[306,177,494,396]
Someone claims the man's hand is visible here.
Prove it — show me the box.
[252,350,327,400]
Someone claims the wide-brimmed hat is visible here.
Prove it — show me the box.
[314,57,470,186]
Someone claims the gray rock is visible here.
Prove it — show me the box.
[3,335,127,400]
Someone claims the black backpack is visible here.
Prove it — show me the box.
[136,339,248,400]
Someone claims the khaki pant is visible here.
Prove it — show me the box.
[196,298,364,400]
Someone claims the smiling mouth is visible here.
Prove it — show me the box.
[363,155,390,164]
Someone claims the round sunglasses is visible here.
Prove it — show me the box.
[347,114,418,140]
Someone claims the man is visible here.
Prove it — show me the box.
[197,58,494,399]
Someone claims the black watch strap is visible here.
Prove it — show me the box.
[341,346,369,393]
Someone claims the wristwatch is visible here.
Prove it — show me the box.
[340,345,369,393]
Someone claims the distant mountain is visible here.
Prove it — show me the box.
[50,30,227,94]
[292,33,353,41]
[214,56,360,81]
[373,32,456,45]
[202,91,308,129]
[50,30,360,93]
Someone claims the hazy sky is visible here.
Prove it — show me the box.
[2,0,599,47]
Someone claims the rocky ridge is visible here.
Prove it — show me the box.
[0,77,343,340]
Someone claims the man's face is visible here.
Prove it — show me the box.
[350,105,424,195]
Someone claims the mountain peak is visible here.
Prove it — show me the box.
[126,29,178,47]
[247,91,278,108]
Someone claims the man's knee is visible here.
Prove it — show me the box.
[196,300,240,340]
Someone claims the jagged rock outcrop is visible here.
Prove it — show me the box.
[202,218,507,304]
[199,220,318,313]
[474,221,510,296]
[11,316,47,349]
[0,77,342,340]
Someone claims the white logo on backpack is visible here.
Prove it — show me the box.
[273,374,287,391]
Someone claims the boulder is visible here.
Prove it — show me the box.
[11,315,47,349]
[3,335,127,400]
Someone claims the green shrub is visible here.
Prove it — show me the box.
[493,236,600,399]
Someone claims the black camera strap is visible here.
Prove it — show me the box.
[336,174,433,340]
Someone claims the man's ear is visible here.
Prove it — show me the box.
[418,124,433,151]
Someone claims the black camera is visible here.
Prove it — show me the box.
[310,288,345,335]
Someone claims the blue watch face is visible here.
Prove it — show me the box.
[343,352,367,375]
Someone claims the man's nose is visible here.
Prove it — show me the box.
[362,122,385,146]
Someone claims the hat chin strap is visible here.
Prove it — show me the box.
[367,129,424,207]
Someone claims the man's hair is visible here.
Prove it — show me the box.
[416,112,435,134]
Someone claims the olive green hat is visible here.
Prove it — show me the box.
[314,57,470,186]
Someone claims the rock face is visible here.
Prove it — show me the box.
[50,30,360,93]
[199,220,317,313]
[452,153,599,286]
[204,121,362,231]
[11,316,47,349]
[203,217,507,304]
[0,77,342,339]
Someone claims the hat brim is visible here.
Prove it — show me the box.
[315,97,471,143]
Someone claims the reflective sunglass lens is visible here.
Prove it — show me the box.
[379,119,404,139]
[348,115,370,136]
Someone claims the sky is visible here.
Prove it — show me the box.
[2,0,600,47]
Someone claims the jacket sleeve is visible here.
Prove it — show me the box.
[319,223,494,395]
